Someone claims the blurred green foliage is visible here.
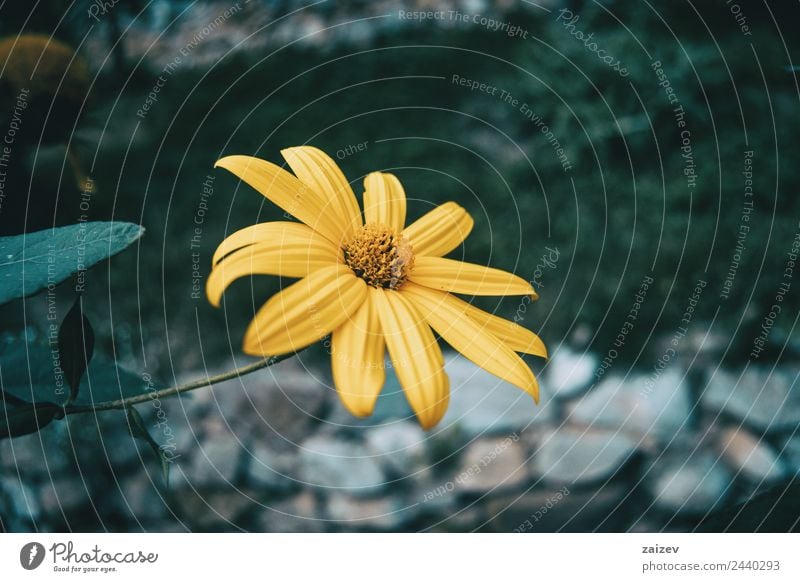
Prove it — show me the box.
[38,1,798,371]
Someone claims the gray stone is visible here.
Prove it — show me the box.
[253,490,325,532]
[568,368,691,442]
[237,362,329,447]
[37,477,91,515]
[779,436,800,475]
[364,421,428,475]
[452,436,530,494]
[176,436,242,489]
[298,435,386,496]
[439,353,554,438]
[326,493,410,530]
[484,483,628,532]
[179,358,329,448]
[717,427,784,482]
[245,443,297,493]
[649,452,731,515]
[121,473,169,523]
[0,422,72,479]
[532,426,638,485]
[546,346,598,399]
[702,366,800,433]
[0,476,39,530]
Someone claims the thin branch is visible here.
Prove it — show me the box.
[63,353,293,415]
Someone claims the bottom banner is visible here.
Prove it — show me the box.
[0,533,797,580]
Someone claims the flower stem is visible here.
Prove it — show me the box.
[63,353,293,415]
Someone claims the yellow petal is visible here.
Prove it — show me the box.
[207,224,342,307]
[243,264,367,356]
[402,201,474,257]
[443,294,547,358]
[215,155,343,244]
[409,256,537,298]
[372,288,449,430]
[363,172,407,231]
[211,221,337,267]
[331,294,386,417]
[281,146,363,241]
[401,283,539,402]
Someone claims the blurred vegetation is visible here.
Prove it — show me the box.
[3,1,798,376]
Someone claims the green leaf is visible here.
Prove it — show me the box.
[0,341,156,408]
[58,296,95,405]
[0,402,59,439]
[0,221,144,306]
[126,406,171,486]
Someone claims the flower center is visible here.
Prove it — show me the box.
[342,223,414,289]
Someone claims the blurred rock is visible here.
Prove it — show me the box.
[245,442,298,493]
[365,421,428,475]
[439,354,554,438]
[649,451,731,515]
[121,473,169,524]
[717,427,784,482]
[532,427,638,485]
[180,489,253,531]
[177,437,242,489]
[546,346,598,399]
[0,476,38,531]
[568,368,691,442]
[298,435,385,496]
[327,493,410,530]
[454,437,530,494]
[254,491,324,532]
[0,422,72,479]
[197,361,330,448]
[483,483,630,532]
[702,367,800,433]
[37,477,90,515]
[779,437,800,475]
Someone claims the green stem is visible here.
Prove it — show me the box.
[63,353,293,415]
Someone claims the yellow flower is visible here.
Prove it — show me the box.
[207,147,547,429]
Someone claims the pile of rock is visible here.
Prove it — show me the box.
[1,346,797,532]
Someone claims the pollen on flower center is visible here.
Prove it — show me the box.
[342,223,414,289]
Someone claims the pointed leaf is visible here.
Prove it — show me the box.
[0,221,144,305]
[0,402,59,439]
[126,406,171,486]
[58,296,95,405]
